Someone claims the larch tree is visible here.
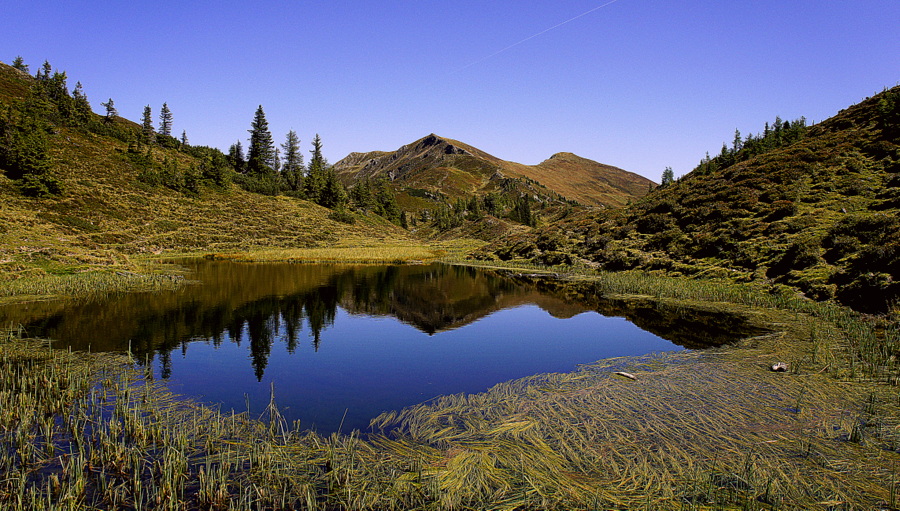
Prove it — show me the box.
[159,102,173,137]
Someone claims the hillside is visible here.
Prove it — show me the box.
[0,61,418,280]
[475,86,900,314]
[334,133,653,208]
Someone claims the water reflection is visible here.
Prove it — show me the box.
[2,263,594,380]
[0,261,767,433]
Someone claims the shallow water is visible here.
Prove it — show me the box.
[0,261,760,433]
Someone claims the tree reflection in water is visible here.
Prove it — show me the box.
[0,262,765,383]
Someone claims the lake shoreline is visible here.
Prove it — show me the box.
[1,250,898,508]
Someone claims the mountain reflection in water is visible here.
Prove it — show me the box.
[0,261,765,433]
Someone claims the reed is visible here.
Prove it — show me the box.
[2,263,899,509]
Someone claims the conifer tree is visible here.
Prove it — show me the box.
[37,60,51,81]
[11,56,28,73]
[100,98,117,123]
[280,130,304,192]
[228,140,246,173]
[159,102,173,136]
[0,105,61,196]
[374,177,401,224]
[72,82,92,125]
[305,133,327,202]
[246,105,276,177]
[660,166,674,187]
[350,178,376,211]
[181,130,189,147]
[320,168,347,209]
[141,105,155,143]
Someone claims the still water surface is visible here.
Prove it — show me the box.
[0,261,751,434]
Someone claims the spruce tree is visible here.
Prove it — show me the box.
[320,168,347,209]
[141,105,155,143]
[228,140,246,173]
[280,130,304,192]
[0,105,61,196]
[246,105,276,177]
[100,98,117,123]
[37,60,51,81]
[351,178,375,211]
[660,166,674,187]
[159,102,173,136]
[305,133,327,202]
[11,56,28,73]
[72,82,92,125]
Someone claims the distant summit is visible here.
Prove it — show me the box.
[333,134,653,208]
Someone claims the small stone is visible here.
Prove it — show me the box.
[770,362,788,372]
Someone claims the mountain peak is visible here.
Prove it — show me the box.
[334,134,653,207]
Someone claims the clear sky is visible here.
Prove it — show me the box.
[2,1,898,180]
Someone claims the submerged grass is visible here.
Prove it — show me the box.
[2,267,899,509]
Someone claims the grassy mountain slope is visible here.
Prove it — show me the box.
[334,133,653,208]
[512,151,652,207]
[475,86,900,314]
[0,62,419,281]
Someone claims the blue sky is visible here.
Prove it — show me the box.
[3,1,898,180]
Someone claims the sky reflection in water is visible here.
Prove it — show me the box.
[2,261,688,433]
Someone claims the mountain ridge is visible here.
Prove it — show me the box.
[333,133,653,208]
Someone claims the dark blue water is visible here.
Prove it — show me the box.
[160,303,674,434]
[1,261,738,434]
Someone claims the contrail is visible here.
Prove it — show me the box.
[456,0,623,72]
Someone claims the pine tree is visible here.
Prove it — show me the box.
[100,98,117,123]
[141,105,155,143]
[305,133,326,202]
[159,102,173,137]
[280,130,304,191]
[11,56,28,73]
[246,105,276,177]
[181,130,189,147]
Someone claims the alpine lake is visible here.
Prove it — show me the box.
[0,260,764,435]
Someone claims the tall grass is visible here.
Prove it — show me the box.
[0,270,185,302]
[2,261,899,509]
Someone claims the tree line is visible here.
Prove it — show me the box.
[227,105,402,224]
[1,56,404,226]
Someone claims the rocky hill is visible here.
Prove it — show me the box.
[475,86,900,314]
[333,134,653,208]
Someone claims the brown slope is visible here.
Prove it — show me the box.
[334,134,653,207]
